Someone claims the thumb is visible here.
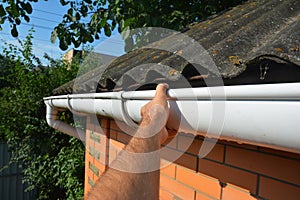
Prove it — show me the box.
[154,83,169,100]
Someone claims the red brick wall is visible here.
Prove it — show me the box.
[84,116,300,200]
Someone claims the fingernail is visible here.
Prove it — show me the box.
[158,83,169,89]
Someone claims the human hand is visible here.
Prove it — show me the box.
[89,84,173,199]
[140,83,176,144]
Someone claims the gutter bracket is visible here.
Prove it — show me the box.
[119,91,139,129]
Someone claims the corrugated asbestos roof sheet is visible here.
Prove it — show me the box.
[53,0,300,95]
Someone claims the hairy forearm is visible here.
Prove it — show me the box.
[87,130,161,200]
[88,83,170,200]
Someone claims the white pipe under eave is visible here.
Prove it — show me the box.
[44,83,300,153]
[45,102,86,141]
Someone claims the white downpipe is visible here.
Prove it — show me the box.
[44,83,300,153]
[45,101,86,141]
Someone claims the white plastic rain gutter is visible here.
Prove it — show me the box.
[44,83,300,153]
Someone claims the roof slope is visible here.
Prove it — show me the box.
[54,0,300,95]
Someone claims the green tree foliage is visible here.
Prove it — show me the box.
[0,0,246,50]
[0,29,85,199]
[0,54,12,89]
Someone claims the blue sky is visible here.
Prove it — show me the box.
[0,1,125,64]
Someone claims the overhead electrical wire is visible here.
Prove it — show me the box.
[0,31,50,43]
[31,16,61,24]
[0,8,125,55]
[34,8,64,17]
[33,8,90,23]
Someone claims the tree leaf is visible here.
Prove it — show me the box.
[0,5,5,17]
[11,24,18,37]
[100,18,106,27]
[60,0,69,6]
[10,3,20,17]
[15,17,21,25]
[67,8,73,16]
[59,40,68,51]
[74,40,81,48]
[24,2,33,14]
[84,0,92,4]
[50,28,57,43]
[24,15,30,22]
[75,12,81,20]
[0,32,85,199]
[104,25,111,36]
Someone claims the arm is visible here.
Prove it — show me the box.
[87,84,171,200]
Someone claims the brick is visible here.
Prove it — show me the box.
[162,135,177,149]
[87,176,95,187]
[94,124,106,136]
[100,152,107,165]
[117,132,132,145]
[177,135,224,162]
[160,174,195,200]
[160,160,176,178]
[159,188,176,200]
[177,134,194,152]
[85,128,91,139]
[93,141,107,156]
[176,153,198,172]
[259,147,300,160]
[100,118,110,129]
[259,176,300,200]
[220,140,258,150]
[110,139,126,150]
[93,157,106,173]
[85,150,94,183]
[86,116,91,124]
[84,179,92,199]
[88,146,100,160]
[86,123,95,131]
[86,136,95,149]
[89,115,100,126]
[110,120,119,131]
[86,167,95,183]
[196,192,216,200]
[84,165,92,198]
[176,166,221,199]
[161,147,197,171]
[108,148,118,164]
[85,135,95,197]
[226,146,300,185]
[109,129,118,140]
[94,135,109,153]
[110,120,129,131]
[96,131,108,144]
[86,150,95,165]
[222,183,256,200]
[198,159,257,194]
[89,162,100,177]
[89,131,101,143]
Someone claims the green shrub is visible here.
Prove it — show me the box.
[0,29,85,199]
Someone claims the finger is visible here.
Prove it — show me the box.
[167,129,177,138]
[160,128,169,144]
[149,104,168,124]
[154,83,169,100]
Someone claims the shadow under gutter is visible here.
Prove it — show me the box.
[44,83,300,154]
